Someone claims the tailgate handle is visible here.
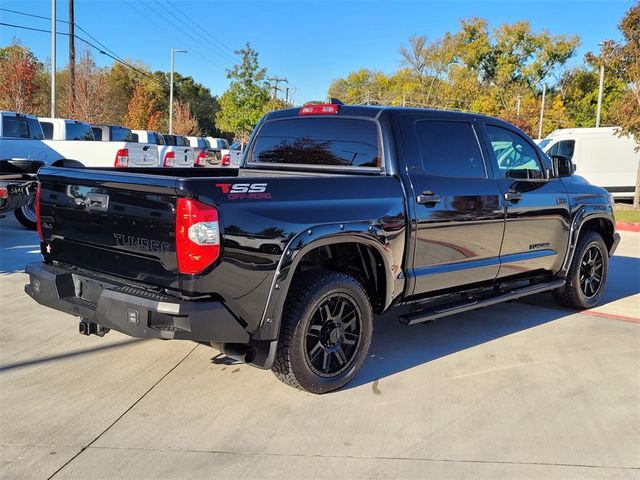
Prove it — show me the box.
[86,192,109,211]
[143,145,151,151]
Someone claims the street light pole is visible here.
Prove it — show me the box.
[51,0,56,117]
[516,96,521,117]
[538,83,546,139]
[596,64,605,128]
[169,48,187,135]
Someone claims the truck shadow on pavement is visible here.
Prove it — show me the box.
[0,217,40,274]
[347,254,639,390]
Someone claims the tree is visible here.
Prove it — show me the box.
[599,2,640,207]
[0,41,46,114]
[174,73,220,135]
[124,81,164,131]
[63,49,110,123]
[171,101,199,135]
[215,43,271,139]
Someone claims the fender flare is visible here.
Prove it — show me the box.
[559,205,616,277]
[253,222,403,341]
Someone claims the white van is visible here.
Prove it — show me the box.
[538,127,639,199]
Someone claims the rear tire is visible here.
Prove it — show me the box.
[272,270,373,394]
[553,231,608,309]
[14,197,37,230]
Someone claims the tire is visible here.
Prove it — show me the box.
[553,231,608,309]
[14,196,37,230]
[272,270,373,394]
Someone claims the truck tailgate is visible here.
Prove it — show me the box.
[127,142,158,167]
[38,167,181,288]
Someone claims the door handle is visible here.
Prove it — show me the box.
[504,191,523,203]
[417,191,441,206]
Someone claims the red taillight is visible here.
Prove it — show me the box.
[175,198,220,274]
[0,186,7,199]
[196,151,207,167]
[299,104,339,115]
[35,183,43,241]
[114,148,129,168]
[163,151,176,167]
[221,154,230,166]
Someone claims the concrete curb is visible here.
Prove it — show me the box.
[616,221,640,232]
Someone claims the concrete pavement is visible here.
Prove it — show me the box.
[1,215,639,479]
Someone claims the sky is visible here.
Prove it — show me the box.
[0,0,635,104]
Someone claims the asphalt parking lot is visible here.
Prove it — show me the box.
[1,214,639,480]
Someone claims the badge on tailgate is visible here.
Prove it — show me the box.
[66,185,109,211]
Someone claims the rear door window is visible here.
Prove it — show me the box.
[41,122,54,139]
[415,120,486,177]
[110,126,134,142]
[64,121,94,140]
[249,117,381,168]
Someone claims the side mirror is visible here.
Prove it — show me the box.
[551,154,574,177]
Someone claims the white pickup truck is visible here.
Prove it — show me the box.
[43,119,159,168]
[132,130,195,167]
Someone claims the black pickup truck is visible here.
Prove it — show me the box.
[25,104,620,393]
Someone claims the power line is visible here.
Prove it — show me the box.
[139,0,235,67]
[0,21,160,84]
[125,1,229,72]
[0,7,142,75]
[163,0,237,57]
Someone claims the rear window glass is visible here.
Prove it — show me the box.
[250,118,381,168]
[415,121,485,178]
[2,116,44,139]
[91,127,103,141]
[65,122,94,141]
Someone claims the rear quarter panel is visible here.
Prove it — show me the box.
[180,174,407,336]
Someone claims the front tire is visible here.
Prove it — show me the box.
[14,196,37,230]
[272,270,373,394]
[553,231,608,309]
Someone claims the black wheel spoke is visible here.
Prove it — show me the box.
[304,293,362,377]
[335,346,348,366]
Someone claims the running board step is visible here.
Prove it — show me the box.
[399,279,565,326]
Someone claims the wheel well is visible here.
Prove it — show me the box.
[580,217,615,252]
[50,159,84,168]
[292,242,387,313]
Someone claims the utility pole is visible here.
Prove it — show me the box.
[538,83,546,139]
[267,76,287,100]
[51,0,56,117]
[285,87,289,105]
[169,48,187,134]
[596,64,605,128]
[68,0,75,115]
[516,96,521,117]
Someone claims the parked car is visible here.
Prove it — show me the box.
[34,119,158,168]
[205,137,229,150]
[538,127,639,199]
[132,130,179,168]
[0,112,49,162]
[220,141,245,167]
[161,134,195,167]
[26,103,619,393]
[0,159,41,229]
[40,118,95,141]
[185,136,210,167]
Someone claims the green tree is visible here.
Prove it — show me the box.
[601,2,640,206]
[174,73,220,136]
[215,44,271,139]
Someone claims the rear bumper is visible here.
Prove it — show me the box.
[24,262,249,343]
